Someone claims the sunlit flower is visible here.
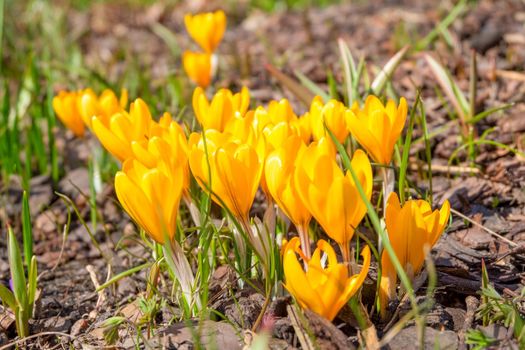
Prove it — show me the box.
[52,91,85,137]
[184,10,226,53]
[78,88,127,128]
[131,116,190,195]
[265,136,311,256]
[188,130,262,221]
[115,157,184,244]
[192,86,250,131]
[92,98,152,162]
[183,51,213,88]
[294,145,372,263]
[379,192,450,318]
[309,96,349,143]
[283,237,370,321]
[346,95,407,165]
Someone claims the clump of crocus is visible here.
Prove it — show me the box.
[188,129,267,265]
[294,142,372,263]
[265,135,312,257]
[346,95,407,165]
[192,86,250,131]
[183,10,226,88]
[53,90,85,137]
[379,192,450,318]
[283,237,370,321]
[53,88,128,137]
[114,133,198,310]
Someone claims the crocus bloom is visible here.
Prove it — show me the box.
[346,95,407,165]
[183,51,213,88]
[283,237,371,321]
[52,91,85,137]
[78,88,127,128]
[131,117,190,195]
[295,145,372,263]
[192,86,250,131]
[379,192,450,318]
[188,130,262,221]
[184,10,226,53]
[115,157,184,243]
[265,136,311,256]
[92,98,152,162]
[309,96,349,143]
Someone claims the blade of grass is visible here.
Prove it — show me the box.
[21,191,33,268]
[294,70,330,102]
[371,45,409,95]
[419,98,433,204]
[265,64,315,107]
[398,91,420,204]
[416,0,467,50]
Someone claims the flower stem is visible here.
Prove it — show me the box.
[297,223,311,259]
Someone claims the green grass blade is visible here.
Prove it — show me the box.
[416,0,467,50]
[468,103,514,125]
[419,99,433,204]
[294,70,330,102]
[21,191,33,268]
[0,283,16,310]
[398,92,420,204]
[27,255,37,312]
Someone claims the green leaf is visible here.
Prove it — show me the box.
[0,283,16,310]
[468,103,514,125]
[8,226,28,310]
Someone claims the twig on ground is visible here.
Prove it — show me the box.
[451,208,517,247]
[458,296,480,350]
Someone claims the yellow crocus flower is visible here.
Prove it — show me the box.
[192,86,250,131]
[114,157,184,244]
[52,91,85,137]
[183,51,213,88]
[91,98,152,162]
[379,192,450,318]
[265,136,312,256]
[188,130,262,221]
[309,96,349,143]
[283,237,371,321]
[131,117,190,195]
[78,88,127,128]
[294,144,372,263]
[184,10,226,53]
[346,95,407,165]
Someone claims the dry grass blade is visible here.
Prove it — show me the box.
[287,305,315,350]
[371,45,409,94]
[424,54,470,136]
[264,63,315,107]
[451,208,517,247]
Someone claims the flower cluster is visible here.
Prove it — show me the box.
[182,10,226,88]
[51,10,452,325]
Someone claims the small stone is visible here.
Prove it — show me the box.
[71,318,90,336]
[385,326,458,349]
